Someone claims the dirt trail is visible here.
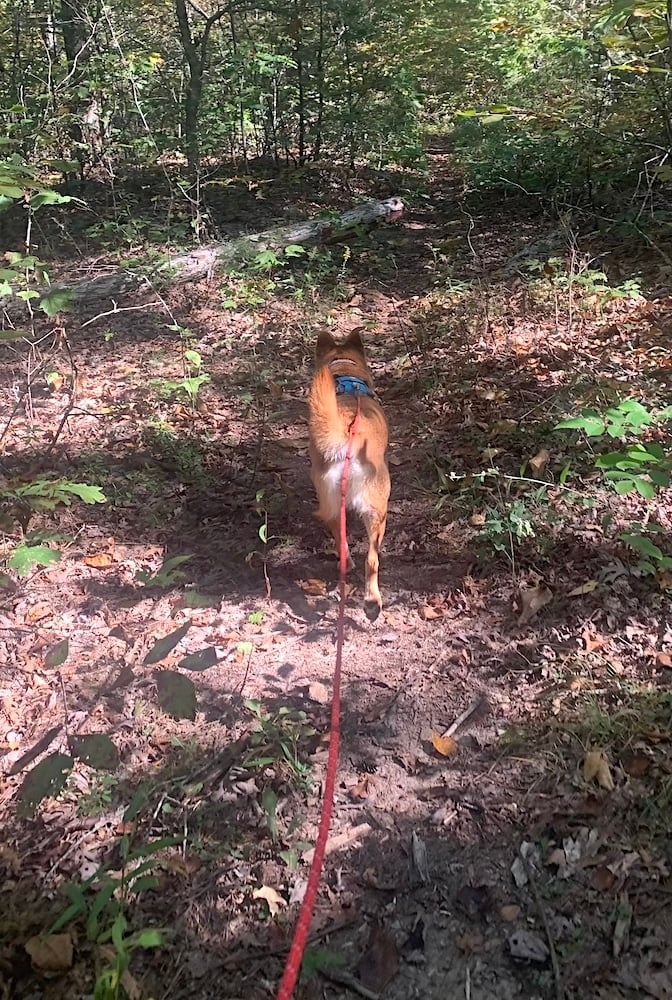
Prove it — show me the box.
[1,149,671,999]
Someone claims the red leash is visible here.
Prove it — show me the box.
[275,399,361,1000]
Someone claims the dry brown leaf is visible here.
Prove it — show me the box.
[25,933,73,971]
[456,931,484,953]
[84,552,114,569]
[268,382,283,400]
[546,847,566,867]
[517,585,552,625]
[499,904,521,923]
[590,865,616,893]
[469,512,486,527]
[528,448,551,476]
[491,418,518,435]
[431,732,458,758]
[568,580,599,597]
[655,651,672,669]
[253,885,286,917]
[300,578,327,596]
[581,627,606,654]
[23,603,52,625]
[419,605,444,621]
[621,751,651,777]
[584,750,615,791]
[308,681,330,704]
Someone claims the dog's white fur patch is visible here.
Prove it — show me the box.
[321,454,371,520]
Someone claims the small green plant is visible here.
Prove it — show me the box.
[556,399,672,499]
[136,554,193,588]
[156,331,211,408]
[50,835,173,1000]
[619,523,672,577]
[1,479,106,576]
[77,772,119,817]
[243,699,315,791]
[480,499,535,564]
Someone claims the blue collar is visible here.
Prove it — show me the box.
[334,375,374,398]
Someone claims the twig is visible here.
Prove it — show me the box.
[441,695,486,739]
[80,299,164,328]
[520,850,565,1000]
[319,967,381,999]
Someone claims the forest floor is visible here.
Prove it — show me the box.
[1,145,672,1000]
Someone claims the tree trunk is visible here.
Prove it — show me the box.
[35,198,405,311]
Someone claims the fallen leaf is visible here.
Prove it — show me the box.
[419,605,444,621]
[621,751,651,777]
[457,931,483,953]
[580,627,605,653]
[508,929,549,963]
[349,775,370,800]
[655,651,672,668]
[24,603,51,625]
[517,585,552,625]
[528,447,551,476]
[308,681,330,704]
[25,933,73,971]
[469,512,486,527]
[612,891,632,958]
[410,830,429,884]
[546,847,566,867]
[431,732,458,758]
[480,448,500,462]
[568,579,599,597]
[591,865,616,892]
[499,904,521,923]
[491,418,518,435]
[44,638,69,669]
[300,578,327,596]
[253,884,286,917]
[584,750,615,791]
[84,552,114,569]
[356,920,400,993]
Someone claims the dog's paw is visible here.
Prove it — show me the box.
[364,599,382,622]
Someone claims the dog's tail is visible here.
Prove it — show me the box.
[309,365,350,453]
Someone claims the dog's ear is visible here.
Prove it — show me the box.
[344,327,365,355]
[316,329,337,360]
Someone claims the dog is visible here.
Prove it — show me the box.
[308,328,390,620]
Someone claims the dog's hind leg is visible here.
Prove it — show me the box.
[361,509,387,621]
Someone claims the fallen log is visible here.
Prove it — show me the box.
[45,196,405,310]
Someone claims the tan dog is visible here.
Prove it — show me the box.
[308,329,390,620]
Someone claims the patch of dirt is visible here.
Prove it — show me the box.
[1,150,672,999]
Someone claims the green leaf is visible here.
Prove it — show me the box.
[155,670,196,720]
[44,638,69,668]
[132,929,163,949]
[86,880,117,941]
[69,734,119,770]
[8,725,62,776]
[634,476,655,499]
[555,414,605,436]
[8,544,61,576]
[143,622,191,664]
[123,785,150,823]
[613,478,636,494]
[259,522,268,543]
[620,533,663,560]
[30,191,73,208]
[40,288,73,317]
[17,753,73,816]
[0,184,23,199]
[178,646,219,671]
[284,244,306,257]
